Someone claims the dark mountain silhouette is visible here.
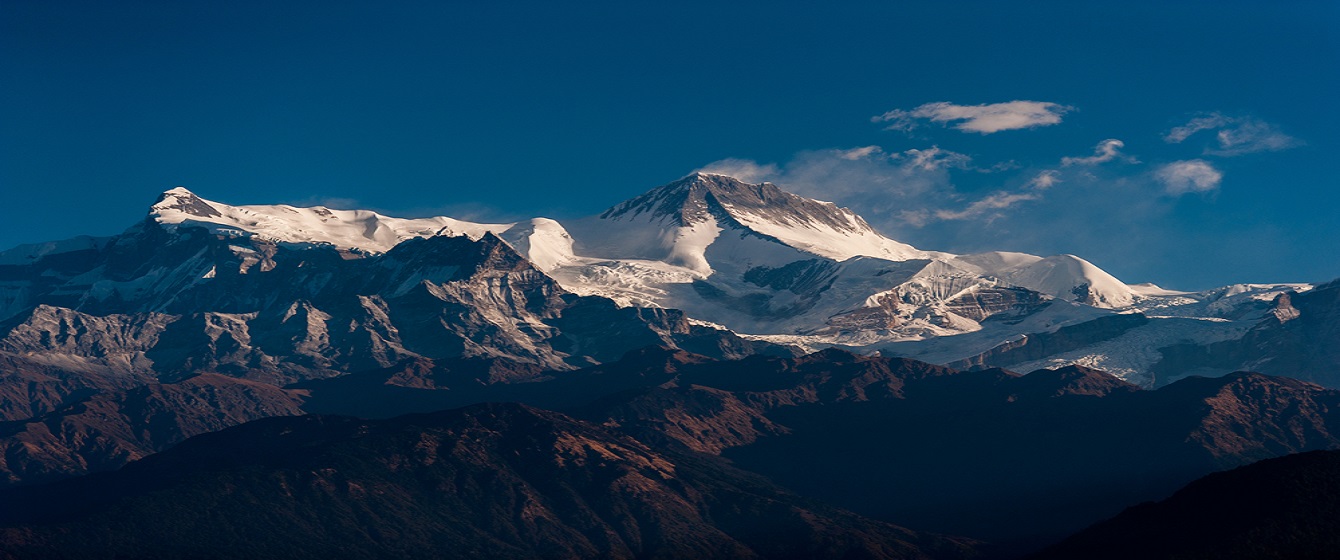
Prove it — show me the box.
[561,351,1340,552]
[2,343,1337,558]
[0,403,983,560]
[1032,449,1340,560]
[290,347,1340,553]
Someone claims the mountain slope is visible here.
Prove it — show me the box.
[546,173,1152,352]
[292,346,1340,552]
[1152,279,1340,386]
[1032,449,1340,560]
[0,403,983,560]
[0,373,307,486]
[549,351,1340,551]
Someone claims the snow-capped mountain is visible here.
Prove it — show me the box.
[581,172,935,264]
[151,186,517,253]
[0,174,1314,387]
[0,193,786,392]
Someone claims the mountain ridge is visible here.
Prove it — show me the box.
[0,175,1321,388]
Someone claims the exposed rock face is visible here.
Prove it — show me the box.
[0,374,307,486]
[942,286,1050,322]
[0,403,984,560]
[1151,280,1340,387]
[1032,449,1340,560]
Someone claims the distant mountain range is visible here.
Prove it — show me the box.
[1,174,1337,558]
[0,173,1321,388]
[3,346,1339,557]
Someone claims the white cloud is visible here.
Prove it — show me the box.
[1164,114,1231,144]
[897,209,933,228]
[694,146,965,231]
[895,146,972,171]
[1156,160,1222,195]
[836,145,883,160]
[1212,120,1301,155]
[1164,113,1300,156]
[694,159,780,183]
[1028,170,1061,190]
[1061,139,1133,166]
[873,100,1073,134]
[934,191,1042,221]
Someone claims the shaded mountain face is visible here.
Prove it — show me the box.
[1032,449,1340,560]
[285,347,1340,553]
[0,344,1336,555]
[0,373,307,487]
[0,403,984,560]
[1152,279,1340,386]
[0,352,153,422]
[522,351,1340,552]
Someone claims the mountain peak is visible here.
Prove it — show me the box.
[603,174,833,225]
[675,171,775,190]
[151,186,222,219]
[598,174,931,262]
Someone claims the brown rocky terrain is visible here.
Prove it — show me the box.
[0,373,306,486]
[0,403,984,560]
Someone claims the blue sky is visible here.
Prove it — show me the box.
[3,1,1337,289]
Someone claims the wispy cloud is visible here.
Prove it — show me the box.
[894,146,972,171]
[872,100,1073,134]
[1061,139,1134,166]
[1164,113,1301,156]
[695,159,780,184]
[1028,170,1061,190]
[836,145,882,160]
[695,145,970,227]
[286,195,363,209]
[934,191,1042,221]
[1164,114,1231,144]
[1156,160,1222,195]
[696,145,1054,230]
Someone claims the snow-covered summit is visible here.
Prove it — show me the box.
[953,252,1137,308]
[590,172,936,263]
[149,187,515,254]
